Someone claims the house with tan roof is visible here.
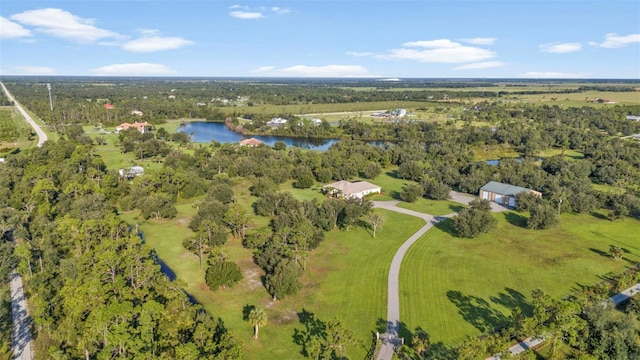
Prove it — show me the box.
[116,121,152,134]
[323,180,381,199]
[238,137,265,147]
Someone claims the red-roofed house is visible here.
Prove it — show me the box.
[104,104,115,109]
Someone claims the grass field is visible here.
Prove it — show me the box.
[397,198,466,216]
[121,202,425,359]
[0,107,37,154]
[399,210,640,349]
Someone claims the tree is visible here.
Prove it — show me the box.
[223,204,250,239]
[421,178,451,200]
[265,259,303,301]
[247,308,268,340]
[400,183,424,203]
[452,199,497,238]
[205,261,243,290]
[366,213,384,237]
[527,202,558,230]
[609,245,623,260]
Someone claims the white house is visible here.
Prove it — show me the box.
[311,118,322,125]
[267,117,287,127]
[323,180,381,199]
[479,181,541,207]
[119,166,144,179]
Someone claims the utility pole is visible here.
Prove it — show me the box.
[46,83,53,111]
[558,198,562,215]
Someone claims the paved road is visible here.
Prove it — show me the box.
[11,272,33,360]
[0,81,48,147]
[373,201,454,360]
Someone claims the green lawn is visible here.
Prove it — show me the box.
[397,198,466,216]
[121,198,425,359]
[399,211,640,348]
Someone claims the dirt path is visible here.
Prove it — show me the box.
[11,272,33,360]
[0,81,48,147]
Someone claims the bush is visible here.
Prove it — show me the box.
[527,202,558,229]
[400,183,424,203]
[205,261,243,290]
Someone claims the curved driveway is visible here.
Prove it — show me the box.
[373,201,454,360]
[0,81,48,147]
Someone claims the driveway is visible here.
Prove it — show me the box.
[11,272,33,360]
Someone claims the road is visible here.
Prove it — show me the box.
[373,201,454,360]
[0,81,48,147]
[11,272,33,360]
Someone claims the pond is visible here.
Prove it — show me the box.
[178,121,340,151]
[485,157,543,166]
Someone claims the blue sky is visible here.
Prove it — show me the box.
[1,1,639,78]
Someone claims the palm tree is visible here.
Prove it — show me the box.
[247,308,268,340]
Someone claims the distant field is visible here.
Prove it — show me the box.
[504,90,640,107]
[400,211,640,348]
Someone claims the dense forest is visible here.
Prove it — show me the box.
[1,78,640,358]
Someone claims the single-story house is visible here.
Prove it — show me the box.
[103,104,114,109]
[130,110,143,116]
[323,180,381,199]
[479,181,542,207]
[267,117,287,127]
[311,118,322,125]
[238,138,265,147]
[626,115,640,121]
[118,166,144,179]
[116,121,151,134]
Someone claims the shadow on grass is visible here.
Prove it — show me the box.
[385,170,399,179]
[242,304,256,321]
[447,288,528,333]
[591,211,608,220]
[448,204,465,213]
[504,212,528,228]
[434,218,456,236]
[590,247,610,258]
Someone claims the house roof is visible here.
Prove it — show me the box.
[480,181,533,196]
[239,137,265,146]
[324,180,380,195]
[118,122,150,131]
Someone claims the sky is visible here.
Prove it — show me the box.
[1,0,639,79]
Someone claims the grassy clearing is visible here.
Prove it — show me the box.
[397,198,466,216]
[0,107,36,154]
[122,199,425,359]
[399,211,640,347]
[503,90,640,107]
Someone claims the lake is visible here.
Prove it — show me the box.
[178,121,340,151]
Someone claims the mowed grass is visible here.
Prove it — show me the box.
[397,198,466,216]
[121,192,425,359]
[399,211,640,348]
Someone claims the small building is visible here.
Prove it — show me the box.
[323,180,381,199]
[118,166,144,179]
[626,115,640,121]
[130,110,143,116]
[479,181,541,208]
[116,121,152,134]
[311,118,322,125]
[267,117,287,127]
[238,138,265,147]
[104,104,114,109]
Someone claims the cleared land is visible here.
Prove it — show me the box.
[0,107,36,155]
[399,211,640,347]
[122,200,425,359]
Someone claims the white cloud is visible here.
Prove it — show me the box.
[346,51,375,57]
[0,16,32,39]
[271,7,291,14]
[230,11,264,19]
[229,5,244,9]
[2,66,56,75]
[589,33,640,48]
[373,39,496,63]
[540,42,582,53]
[519,71,590,78]
[460,37,497,45]
[251,65,376,77]
[122,31,194,52]
[10,8,120,43]
[91,63,176,76]
[454,61,506,70]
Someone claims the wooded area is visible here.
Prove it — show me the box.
[1,78,639,359]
